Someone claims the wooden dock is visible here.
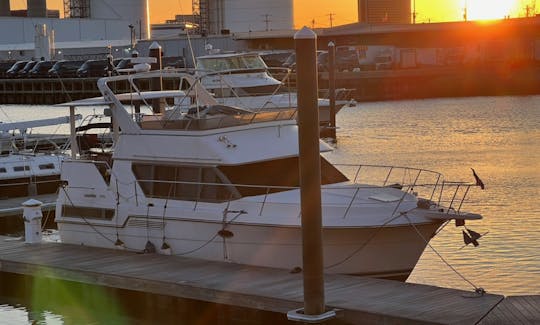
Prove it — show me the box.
[2,237,536,324]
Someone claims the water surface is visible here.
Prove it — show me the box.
[1,95,539,323]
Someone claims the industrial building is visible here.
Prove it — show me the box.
[0,0,150,60]
[193,0,293,35]
[358,0,411,24]
[0,0,296,61]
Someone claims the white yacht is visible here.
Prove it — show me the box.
[55,71,483,281]
[195,51,352,127]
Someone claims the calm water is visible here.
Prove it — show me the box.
[1,95,539,322]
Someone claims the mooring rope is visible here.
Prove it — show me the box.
[403,214,483,293]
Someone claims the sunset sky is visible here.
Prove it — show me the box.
[9,0,536,27]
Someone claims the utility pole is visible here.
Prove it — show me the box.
[327,13,334,28]
[412,0,417,24]
[128,24,135,49]
[463,0,468,21]
[524,2,536,17]
[311,18,315,29]
[262,14,271,31]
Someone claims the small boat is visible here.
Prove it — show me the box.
[0,153,64,199]
[54,70,483,281]
[0,116,80,200]
[0,116,80,219]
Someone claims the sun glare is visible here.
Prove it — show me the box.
[466,0,518,21]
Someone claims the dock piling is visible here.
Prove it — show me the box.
[328,41,337,142]
[149,41,164,114]
[289,26,335,323]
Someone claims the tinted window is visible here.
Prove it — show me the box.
[62,206,114,220]
[39,163,56,170]
[132,164,237,202]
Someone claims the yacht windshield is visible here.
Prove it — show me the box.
[198,55,267,72]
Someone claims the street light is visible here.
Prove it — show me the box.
[128,24,135,49]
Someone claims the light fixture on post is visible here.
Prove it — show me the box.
[129,24,135,49]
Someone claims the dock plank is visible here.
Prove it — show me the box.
[0,236,509,324]
[479,295,540,325]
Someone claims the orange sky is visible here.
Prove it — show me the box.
[10,0,535,27]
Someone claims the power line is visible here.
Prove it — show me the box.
[262,13,271,31]
[327,13,335,28]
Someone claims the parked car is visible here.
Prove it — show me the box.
[27,60,57,78]
[282,51,327,72]
[316,51,329,71]
[17,61,38,78]
[335,46,362,71]
[0,61,16,78]
[5,61,29,78]
[374,54,393,70]
[282,53,296,70]
[48,60,85,78]
[259,50,293,68]
[162,56,185,69]
[76,59,109,78]
[114,57,157,74]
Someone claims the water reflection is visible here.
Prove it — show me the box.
[327,95,540,296]
[0,95,539,323]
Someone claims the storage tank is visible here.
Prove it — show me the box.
[27,0,47,17]
[89,0,150,39]
[209,0,293,34]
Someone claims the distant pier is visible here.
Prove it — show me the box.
[319,64,540,102]
[1,236,538,324]
[0,77,181,105]
[1,64,539,105]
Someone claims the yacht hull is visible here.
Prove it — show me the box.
[56,214,442,281]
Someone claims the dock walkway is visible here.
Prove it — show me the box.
[0,236,537,324]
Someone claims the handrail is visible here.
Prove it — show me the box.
[0,178,61,188]
[63,160,478,219]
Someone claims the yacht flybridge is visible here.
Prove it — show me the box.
[55,71,483,281]
[195,51,353,127]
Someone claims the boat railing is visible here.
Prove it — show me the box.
[101,69,296,119]
[193,67,295,108]
[140,109,298,131]
[332,163,478,214]
[99,170,478,219]
[0,177,62,199]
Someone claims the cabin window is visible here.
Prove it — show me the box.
[132,158,348,201]
[62,205,114,220]
[13,166,31,172]
[242,55,267,69]
[39,163,56,170]
[218,157,348,197]
[0,167,6,173]
[132,163,239,203]
[198,55,267,72]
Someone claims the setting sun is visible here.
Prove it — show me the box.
[9,0,539,26]
[465,0,520,20]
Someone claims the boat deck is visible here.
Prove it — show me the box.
[1,236,535,324]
